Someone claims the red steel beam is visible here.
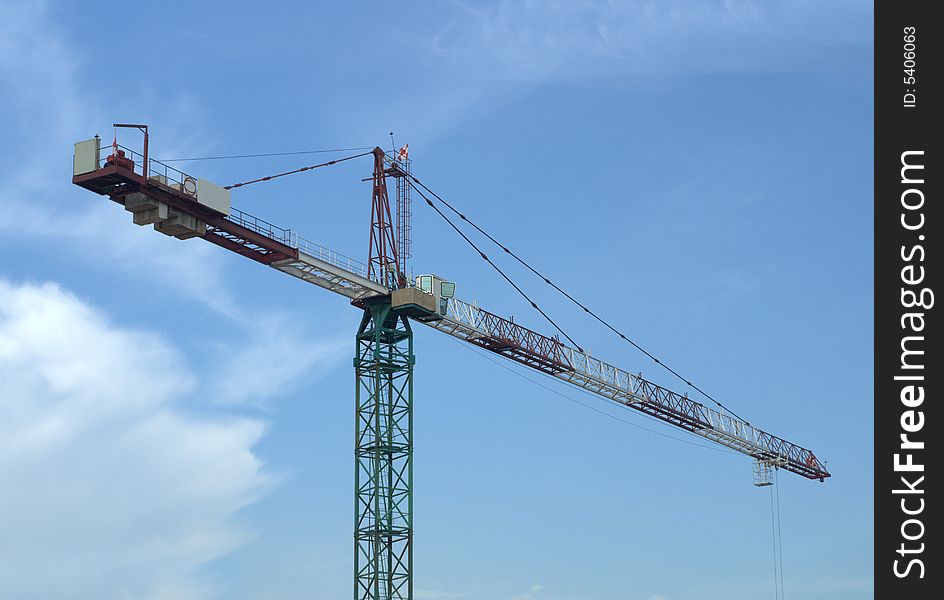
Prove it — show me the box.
[73,163,298,265]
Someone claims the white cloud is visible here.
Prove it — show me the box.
[208,316,349,407]
[0,196,242,318]
[0,279,273,599]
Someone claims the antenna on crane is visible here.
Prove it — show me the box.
[389,135,412,279]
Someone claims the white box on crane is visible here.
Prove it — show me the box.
[196,178,231,216]
[73,138,99,176]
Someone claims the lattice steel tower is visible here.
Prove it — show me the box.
[356,149,413,599]
[354,298,414,600]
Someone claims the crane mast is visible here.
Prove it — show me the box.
[356,152,413,599]
[72,130,829,600]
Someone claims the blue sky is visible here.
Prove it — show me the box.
[0,1,872,599]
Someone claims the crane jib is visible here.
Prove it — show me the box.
[430,297,831,482]
[71,140,829,483]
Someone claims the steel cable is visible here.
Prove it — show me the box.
[449,336,740,455]
[224,151,373,190]
[409,174,751,424]
[409,183,584,352]
[776,468,786,597]
[159,147,374,162]
[770,485,781,600]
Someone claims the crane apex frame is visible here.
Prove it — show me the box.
[72,127,830,600]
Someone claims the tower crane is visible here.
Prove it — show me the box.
[71,126,830,600]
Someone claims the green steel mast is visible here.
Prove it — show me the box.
[354,297,414,600]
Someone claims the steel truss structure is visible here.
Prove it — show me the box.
[354,298,414,600]
[426,298,830,481]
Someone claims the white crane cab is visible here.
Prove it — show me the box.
[416,274,455,316]
[390,274,456,322]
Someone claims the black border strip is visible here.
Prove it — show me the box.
[875,2,940,597]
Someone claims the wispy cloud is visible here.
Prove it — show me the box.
[364,0,870,145]
[0,197,242,317]
[428,0,870,84]
[0,0,236,317]
[208,317,349,408]
[0,1,90,165]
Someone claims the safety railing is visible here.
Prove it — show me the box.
[226,207,292,243]
[95,143,200,199]
[146,157,197,196]
[223,207,371,281]
[97,143,147,178]
[291,233,370,280]
[91,140,376,285]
